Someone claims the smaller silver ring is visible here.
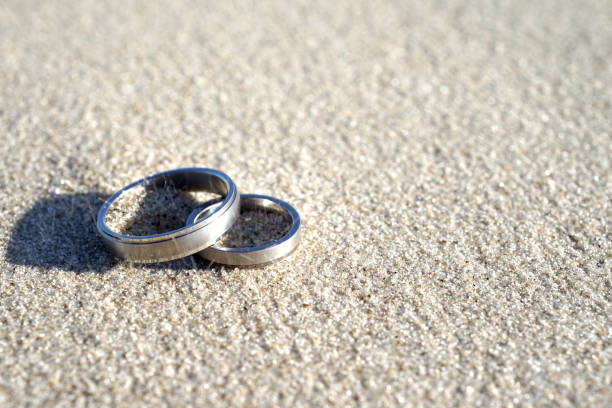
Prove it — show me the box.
[186,194,300,266]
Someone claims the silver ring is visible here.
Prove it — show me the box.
[186,194,300,266]
[96,168,240,263]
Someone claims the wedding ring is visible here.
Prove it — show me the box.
[96,168,240,263]
[186,194,300,266]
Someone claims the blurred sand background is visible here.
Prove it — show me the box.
[0,0,610,406]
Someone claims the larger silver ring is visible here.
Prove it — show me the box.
[96,168,240,263]
[186,194,300,266]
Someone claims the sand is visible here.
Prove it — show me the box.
[1,0,611,406]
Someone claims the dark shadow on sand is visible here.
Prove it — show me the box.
[5,193,209,273]
[5,193,114,272]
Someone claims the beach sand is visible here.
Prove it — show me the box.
[1,0,610,406]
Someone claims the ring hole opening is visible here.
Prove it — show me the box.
[196,202,292,248]
[105,180,220,235]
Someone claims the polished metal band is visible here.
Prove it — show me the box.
[96,168,240,263]
[186,194,300,266]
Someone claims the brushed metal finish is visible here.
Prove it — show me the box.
[186,194,300,266]
[96,168,240,263]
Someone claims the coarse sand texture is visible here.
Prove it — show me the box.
[1,0,611,406]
